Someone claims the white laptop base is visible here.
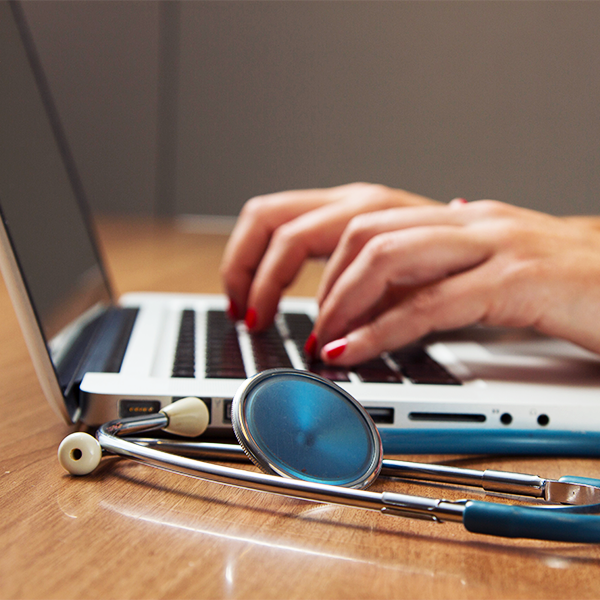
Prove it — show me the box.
[78,293,600,455]
[4,0,600,456]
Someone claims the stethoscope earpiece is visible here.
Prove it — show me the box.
[58,431,102,476]
[58,396,210,475]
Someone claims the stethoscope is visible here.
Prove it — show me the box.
[58,369,600,544]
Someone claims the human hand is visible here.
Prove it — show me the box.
[312,200,600,364]
[220,183,438,329]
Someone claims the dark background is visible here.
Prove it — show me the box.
[21,1,600,220]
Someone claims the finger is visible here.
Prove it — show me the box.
[320,263,498,365]
[222,184,441,317]
[314,225,491,348]
[317,204,472,305]
[244,198,383,330]
[220,188,337,318]
[243,185,440,329]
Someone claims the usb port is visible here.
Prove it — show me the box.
[223,399,233,424]
[366,407,394,424]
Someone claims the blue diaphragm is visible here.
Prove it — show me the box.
[232,370,382,489]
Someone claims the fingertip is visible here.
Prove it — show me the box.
[322,338,348,361]
[320,330,381,366]
[227,297,240,321]
[304,332,318,360]
[244,307,258,330]
[449,198,468,208]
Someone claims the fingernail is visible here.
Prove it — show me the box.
[304,332,317,359]
[227,298,239,320]
[244,307,257,329]
[323,338,347,361]
[450,197,468,206]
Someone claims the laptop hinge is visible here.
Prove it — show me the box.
[59,307,139,401]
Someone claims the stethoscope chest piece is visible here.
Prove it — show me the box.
[231,369,383,489]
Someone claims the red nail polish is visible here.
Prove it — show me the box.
[304,332,317,359]
[245,307,257,329]
[227,298,239,321]
[451,197,468,204]
[324,338,347,361]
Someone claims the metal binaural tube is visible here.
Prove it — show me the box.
[381,459,546,498]
[98,418,466,522]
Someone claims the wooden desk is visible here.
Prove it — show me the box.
[1,218,600,599]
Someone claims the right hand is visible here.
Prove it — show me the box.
[220,183,439,329]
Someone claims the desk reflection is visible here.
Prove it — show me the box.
[53,458,600,598]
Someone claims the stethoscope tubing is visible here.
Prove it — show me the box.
[100,416,600,543]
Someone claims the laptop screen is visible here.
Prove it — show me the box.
[0,2,112,350]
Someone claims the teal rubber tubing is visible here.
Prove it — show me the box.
[463,501,600,543]
[380,429,600,456]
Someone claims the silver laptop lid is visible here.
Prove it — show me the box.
[0,1,114,423]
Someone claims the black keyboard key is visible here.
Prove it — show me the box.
[172,310,196,378]
[354,357,400,383]
[205,310,246,379]
[283,313,350,381]
[307,360,351,382]
[250,325,293,371]
[283,312,315,360]
[389,346,461,385]
[283,312,313,340]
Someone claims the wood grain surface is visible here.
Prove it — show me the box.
[1,217,599,599]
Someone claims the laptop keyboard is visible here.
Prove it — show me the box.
[170,309,462,385]
[205,309,246,379]
[172,309,197,378]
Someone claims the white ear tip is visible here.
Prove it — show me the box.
[58,432,102,475]
[161,397,210,437]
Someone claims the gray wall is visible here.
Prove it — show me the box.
[23,1,600,218]
[21,1,160,215]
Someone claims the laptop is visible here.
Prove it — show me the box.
[3,0,600,455]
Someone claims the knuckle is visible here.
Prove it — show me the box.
[362,233,395,270]
[470,199,510,218]
[218,261,230,282]
[490,219,530,248]
[342,182,374,195]
[342,182,391,205]
[269,221,299,251]
[239,195,272,221]
[361,318,387,351]
[359,183,390,203]
[409,286,444,318]
[342,215,374,250]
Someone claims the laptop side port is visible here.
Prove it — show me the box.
[408,412,486,423]
[119,399,161,417]
[223,399,233,424]
[366,407,395,424]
